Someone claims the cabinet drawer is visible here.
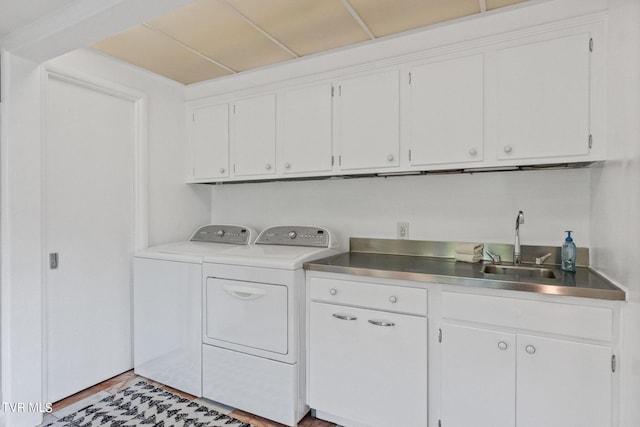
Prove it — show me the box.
[442,291,613,342]
[308,277,427,316]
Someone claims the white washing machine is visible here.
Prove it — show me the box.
[201,225,340,426]
[133,224,256,397]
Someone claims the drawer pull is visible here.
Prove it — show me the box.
[368,319,395,327]
[333,313,357,321]
[498,341,508,351]
[389,296,398,303]
[222,284,267,300]
[329,288,337,296]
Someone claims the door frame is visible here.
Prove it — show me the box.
[40,67,148,402]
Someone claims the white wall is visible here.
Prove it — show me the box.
[1,52,45,427]
[46,49,211,245]
[211,168,590,250]
[1,49,208,426]
[591,0,640,425]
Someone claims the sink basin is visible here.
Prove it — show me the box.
[482,264,557,279]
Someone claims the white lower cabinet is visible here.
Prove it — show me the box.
[440,291,614,427]
[306,276,617,427]
[516,334,612,427]
[307,278,428,427]
[441,325,516,427]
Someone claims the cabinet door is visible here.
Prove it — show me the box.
[337,70,400,171]
[187,104,229,181]
[494,33,591,160]
[278,84,333,175]
[309,302,427,427]
[517,334,612,427]
[232,94,276,177]
[441,324,516,427]
[409,55,484,166]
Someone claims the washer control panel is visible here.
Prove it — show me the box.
[190,225,255,245]
[256,226,333,248]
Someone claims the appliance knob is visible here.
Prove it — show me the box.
[266,163,272,170]
[288,231,297,239]
[525,345,536,354]
[284,163,291,169]
[387,154,394,162]
[469,148,477,156]
[389,296,398,303]
[329,288,337,296]
[216,229,225,237]
[498,341,508,351]
[504,145,513,154]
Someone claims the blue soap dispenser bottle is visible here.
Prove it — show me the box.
[561,231,577,272]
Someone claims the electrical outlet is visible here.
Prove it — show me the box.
[397,221,409,239]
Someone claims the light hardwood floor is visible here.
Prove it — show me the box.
[46,370,336,427]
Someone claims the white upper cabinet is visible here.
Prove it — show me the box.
[277,83,333,176]
[490,33,592,161]
[408,54,484,167]
[231,94,277,178]
[186,103,229,182]
[185,21,605,183]
[336,70,400,171]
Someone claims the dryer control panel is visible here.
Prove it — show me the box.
[190,225,255,245]
[256,226,333,248]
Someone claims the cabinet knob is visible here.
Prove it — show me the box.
[525,345,536,354]
[468,148,478,156]
[219,168,225,174]
[389,296,398,303]
[329,288,337,296]
[387,154,394,162]
[265,163,272,170]
[498,341,508,351]
[284,163,291,169]
[504,145,513,154]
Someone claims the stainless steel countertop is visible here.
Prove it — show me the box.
[304,252,625,301]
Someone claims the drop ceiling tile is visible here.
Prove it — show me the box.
[225,0,371,56]
[347,0,481,37]
[147,0,295,72]
[486,0,529,11]
[93,25,231,84]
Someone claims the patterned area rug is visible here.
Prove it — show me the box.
[44,381,253,427]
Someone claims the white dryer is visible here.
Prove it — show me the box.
[133,224,256,397]
[201,226,340,426]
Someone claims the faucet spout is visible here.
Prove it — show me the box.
[514,210,524,264]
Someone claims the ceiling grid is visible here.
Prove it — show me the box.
[91,0,529,85]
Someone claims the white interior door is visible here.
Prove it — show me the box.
[45,75,135,402]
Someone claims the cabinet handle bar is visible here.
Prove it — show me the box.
[332,313,357,321]
[368,319,395,327]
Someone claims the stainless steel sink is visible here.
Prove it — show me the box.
[482,264,557,279]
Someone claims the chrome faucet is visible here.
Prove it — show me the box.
[514,210,524,264]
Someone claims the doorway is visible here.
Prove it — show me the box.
[43,71,143,403]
